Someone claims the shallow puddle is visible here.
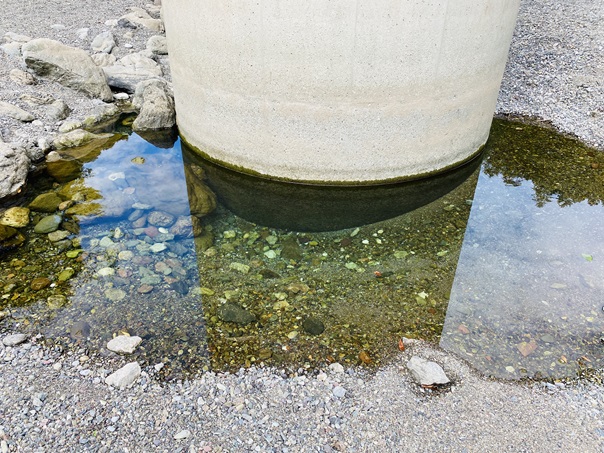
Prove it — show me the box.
[0,118,602,380]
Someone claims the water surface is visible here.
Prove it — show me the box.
[1,118,603,380]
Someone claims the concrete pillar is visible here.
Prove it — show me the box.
[164,0,520,184]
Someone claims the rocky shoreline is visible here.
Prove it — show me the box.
[1,0,604,452]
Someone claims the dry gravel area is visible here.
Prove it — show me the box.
[1,0,604,452]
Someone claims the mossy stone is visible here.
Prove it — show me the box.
[218,302,256,325]
[28,193,63,212]
[302,317,325,335]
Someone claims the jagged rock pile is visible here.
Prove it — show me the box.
[0,1,175,200]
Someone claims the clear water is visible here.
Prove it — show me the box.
[1,118,603,380]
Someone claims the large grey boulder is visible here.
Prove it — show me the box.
[22,38,113,102]
[102,53,162,93]
[132,79,175,131]
[0,142,30,199]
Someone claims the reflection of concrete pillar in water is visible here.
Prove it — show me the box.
[163,1,520,184]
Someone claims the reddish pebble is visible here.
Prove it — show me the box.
[457,324,470,334]
[117,268,132,278]
[144,226,159,238]
[340,237,352,247]
[137,284,154,294]
[31,277,51,291]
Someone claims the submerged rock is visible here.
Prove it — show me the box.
[302,317,325,335]
[33,215,62,233]
[147,210,175,227]
[169,216,194,238]
[105,288,126,301]
[0,225,26,251]
[184,166,217,217]
[47,230,70,242]
[22,38,113,101]
[281,237,303,261]
[45,153,82,182]
[28,192,63,212]
[69,321,91,340]
[0,207,30,227]
[47,295,67,309]
[0,224,18,242]
[30,277,51,291]
[218,302,256,325]
[107,335,142,354]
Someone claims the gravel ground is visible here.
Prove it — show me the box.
[496,0,604,151]
[1,1,604,452]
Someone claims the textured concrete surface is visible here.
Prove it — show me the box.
[164,0,520,183]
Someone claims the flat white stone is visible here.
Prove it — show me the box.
[105,362,141,389]
[2,333,27,346]
[118,250,134,261]
[97,267,115,277]
[174,430,191,440]
[107,335,142,354]
[150,243,167,253]
[328,363,344,374]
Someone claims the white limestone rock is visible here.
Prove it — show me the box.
[2,333,28,346]
[105,362,141,389]
[107,335,142,354]
[407,356,450,386]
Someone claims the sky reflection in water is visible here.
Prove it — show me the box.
[2,119,603,380]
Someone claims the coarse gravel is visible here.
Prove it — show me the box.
[1,0,604,452]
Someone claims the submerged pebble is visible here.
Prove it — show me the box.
[34,215,62,233]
